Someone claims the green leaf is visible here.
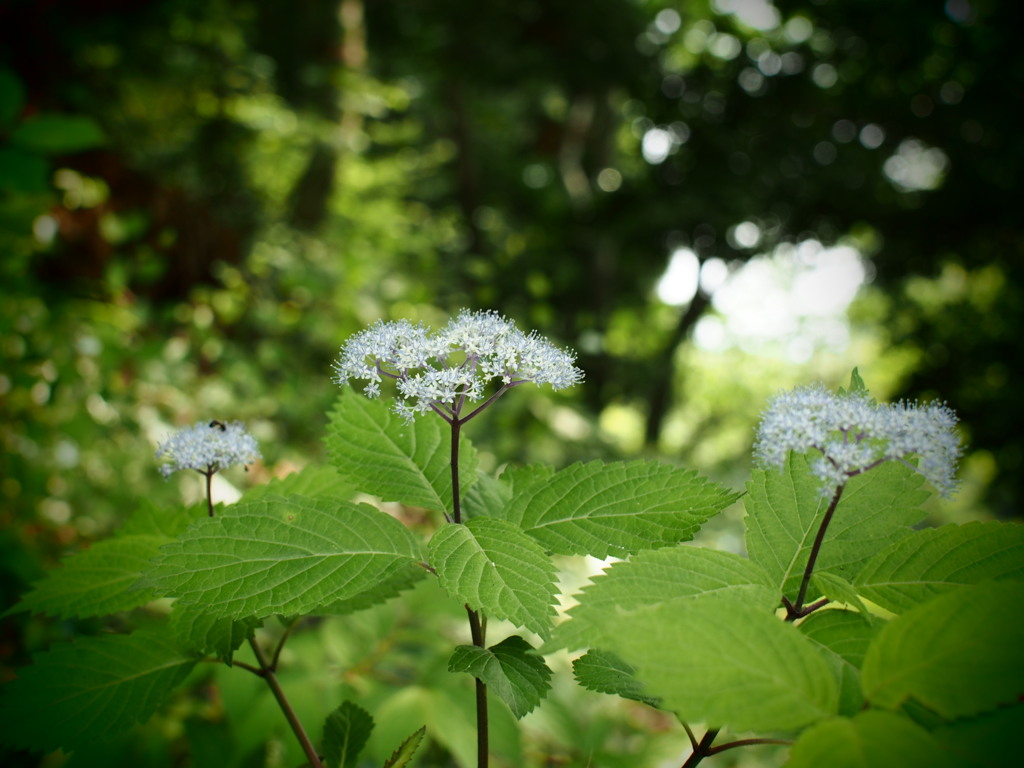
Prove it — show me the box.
[428,518,557,639]
[812,571,869,614]
[0,629,199,753]
[10,113,105,154]
[147,494,420,619]
[325,388,476,516]
[933,703,1024,768]
[744,453,929,599]
[786,710,959,768]
[572,649,660,708]
[323,700,374,768]
[168,606,261,664]
[799,609,882,716]
[0,68,26,128]
[593,594,840,732]
[547,545,777,652]
[382,725,426,768]
[862,581,1024,719]
[244,464,354,502]
[318,561,427,615]
[8,502,202,619]
[0,147,49,193]
[461,469,512,520]
[855,521,1024,613]
[503,460,740,557]
[448,636,552,718]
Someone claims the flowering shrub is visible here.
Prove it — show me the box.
[2,311,1021,768]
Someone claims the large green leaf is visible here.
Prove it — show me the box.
[786,710,959,768]
[855,521,1024,613]
[0,629,199,753]
[593,594,840,732]
[428,518,557,639]
[862,581,1024,719]
[548,545,776,652]
[798,609,882,716]
[147,494,420,619]
[744,453,929,599]
[325,388,476,516]
[8,502,202,619]
[503,460,739,557]
[448,636,552,718]
[322,700,374,768]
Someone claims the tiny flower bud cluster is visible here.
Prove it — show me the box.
[155,420,262,478]
[334,309,584,421]
[754,383,962,497]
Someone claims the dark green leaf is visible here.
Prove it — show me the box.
[168,607,261,664]
[799,609,882,716]
[11,114,105,154]
[323,700,374,768]
[0,629,199,753]
[572,649,660,708]
[448,636,552,718]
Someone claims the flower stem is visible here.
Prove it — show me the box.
[249,637,323,768]
[787,482,845,620]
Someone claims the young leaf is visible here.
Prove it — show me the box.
[786,710,959,768]
[503,460,740,558]
[744,453,929,599]
[811,571,869,614]
[798,609,882,716]
[168,606,262,664]
[855,521,1024,613]
[592,594,840,732]
[323,700,374,768]
[572,649,660,708]
[547,546,777,652]
[147,494,421,619]
[325,388,476,515]
[447,636,552,719]
[862,581,1024,719]
[428,518,557,639]
[0,628,199,753]
[382,725,426,768]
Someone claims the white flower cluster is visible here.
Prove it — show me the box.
[155,420,261,478]
[754,383,962,497]
[333,309,584,421]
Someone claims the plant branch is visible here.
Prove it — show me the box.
[248,637,323,768]
[787,482,845,620]
[707,737,793,755]
[681,728,720,768]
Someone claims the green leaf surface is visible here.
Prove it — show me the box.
[147,494,420,619]
[0,146,49,193]
[10,113,105,154]
[855,521,1024,613]
[504,460,739,557]
[799,609,882,716]
[448,636,552,718]
[0,629,199,753]
[9,502,202,619]
[244,464,354,502]
[786,710,959,768]
[461,469,512,520]
[745,453,929,599]
[168,606,261,663]
[548,545,777,652]
[933,703,1024,768]
[325,388,476,516]
[862,581,1024,719]
[323,700,374,768]
[572,649,660,708]
[318,561,427,615]
[382,725,426,768]
[428,518,557,638]
[811,571,869,614]
[0,68,25,127]
[593,594,840,732]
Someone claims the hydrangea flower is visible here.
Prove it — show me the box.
[754,383,962,497]
[334,309,584,422]
[155,420,262,479]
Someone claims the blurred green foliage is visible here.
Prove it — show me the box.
[1,0,1020,764]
